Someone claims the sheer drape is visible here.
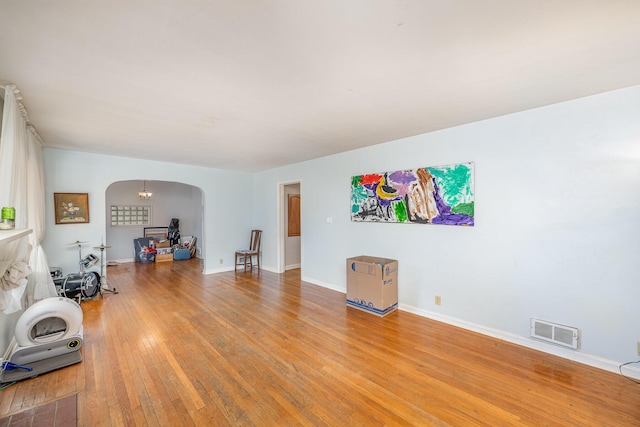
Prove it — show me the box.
[25,125,55,304]
[0,85,56,314]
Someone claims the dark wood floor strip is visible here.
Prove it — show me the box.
[0,393,76,426]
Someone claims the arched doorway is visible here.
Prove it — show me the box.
[105,180,204,263]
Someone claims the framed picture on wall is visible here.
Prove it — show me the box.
[54,193,90,224]
[144,226,169,241]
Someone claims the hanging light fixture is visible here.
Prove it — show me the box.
[138,180,152,199]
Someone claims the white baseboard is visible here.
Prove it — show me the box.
[113,258,134,264]
[285,263,301,270]
[399,303,640,380]
[301,276,346,294]
[204,266,236,274]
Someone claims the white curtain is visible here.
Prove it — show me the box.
[25,125,56,304]
[0,85,56,314]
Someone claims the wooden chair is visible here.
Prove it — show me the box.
[235,230,262,272]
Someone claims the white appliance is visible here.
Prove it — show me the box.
[1,297,83,383]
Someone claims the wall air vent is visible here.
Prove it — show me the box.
[530,318,579,350]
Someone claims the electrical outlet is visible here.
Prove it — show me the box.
[435,295,442,306]
[637,341,640,356]
[219,258,223,264]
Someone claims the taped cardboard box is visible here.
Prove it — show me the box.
[346,256,398,317]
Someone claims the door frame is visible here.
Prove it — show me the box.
[277,179,302,273]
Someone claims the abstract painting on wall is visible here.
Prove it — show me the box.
[351,162,474,226]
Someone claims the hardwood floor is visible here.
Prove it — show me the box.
[1,258,639,426]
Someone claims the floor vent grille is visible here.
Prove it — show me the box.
[530,318,579,350]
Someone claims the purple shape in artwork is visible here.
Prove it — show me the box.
[432,179,452,215]
[431,214,474,226]
[388,170,416,184]
[387,171,416,197]
[430,178,474,226]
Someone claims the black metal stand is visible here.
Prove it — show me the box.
[95,244,118,295]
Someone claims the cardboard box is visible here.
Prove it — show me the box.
[155,253,173,263]
[346,256,398,317]
[155,240,170,248]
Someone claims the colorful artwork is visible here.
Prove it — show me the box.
[351,162,474,226]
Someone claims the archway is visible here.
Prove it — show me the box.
[105,180,204,263]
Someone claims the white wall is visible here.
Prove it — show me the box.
[105,180,203,261]
[42,149,253,275]
[253,86,640,372]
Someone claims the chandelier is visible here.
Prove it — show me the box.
[138,180,152,199]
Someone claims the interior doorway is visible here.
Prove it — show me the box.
[278,181,301,273]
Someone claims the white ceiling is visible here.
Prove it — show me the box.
[1,1,639,172]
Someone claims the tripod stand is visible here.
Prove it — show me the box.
[94,243,118,295]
